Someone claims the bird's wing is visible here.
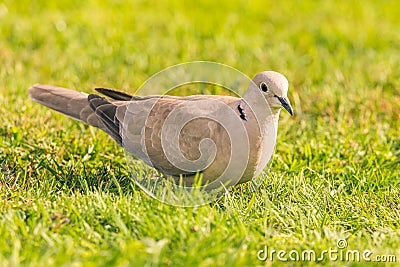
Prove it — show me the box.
[107,95,244,177]
[89,93,262,182]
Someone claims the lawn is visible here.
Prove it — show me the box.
[0,0,399,266]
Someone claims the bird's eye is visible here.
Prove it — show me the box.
[259,82,269,92]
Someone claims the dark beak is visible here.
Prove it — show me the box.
[276,96,294,116]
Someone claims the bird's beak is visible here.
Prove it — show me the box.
[276,96,294,116]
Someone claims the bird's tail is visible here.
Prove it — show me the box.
[28,84,103,129]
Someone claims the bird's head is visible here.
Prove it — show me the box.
[252,71,293,116]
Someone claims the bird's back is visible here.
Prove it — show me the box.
[113,95,263,185]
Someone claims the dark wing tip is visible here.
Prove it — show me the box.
[95,88,133,101]
[88,93,102,101]
[88,94,109,111]
[88,94,122,145]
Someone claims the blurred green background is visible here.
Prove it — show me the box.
[0,0,399,266]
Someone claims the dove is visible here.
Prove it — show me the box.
[28,71,293,188]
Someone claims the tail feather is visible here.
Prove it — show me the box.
[28,84,103,129]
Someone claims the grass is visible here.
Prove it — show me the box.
[1,0,399,266]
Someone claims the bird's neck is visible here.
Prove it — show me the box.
[271,108,281,132]
[243,88,280,134]
[243,89,280,178]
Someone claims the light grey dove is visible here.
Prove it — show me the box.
[28,71,293,187]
